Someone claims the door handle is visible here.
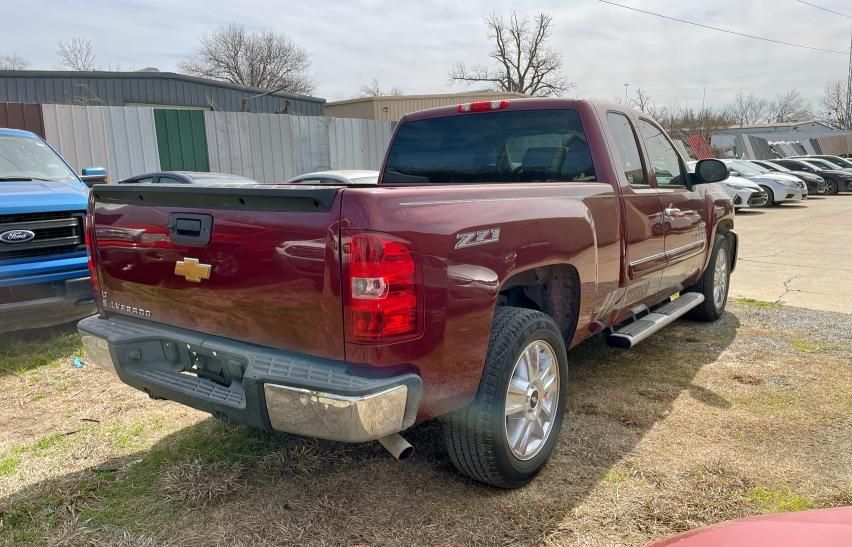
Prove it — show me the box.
[169,213,213,246]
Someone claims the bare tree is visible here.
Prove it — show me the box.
[769,89,812,123]
[819,79,852,130]
[724,91,770,126]
[629,88,657,116]
[359,78,402,97]
[650,103,731,142]
[449,12,573,97]
[0,54,30,70]
[57,37,96,71]
[179,25,313,94]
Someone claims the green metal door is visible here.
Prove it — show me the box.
[154,109,210,171]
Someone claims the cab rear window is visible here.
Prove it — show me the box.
[382,109,595,183]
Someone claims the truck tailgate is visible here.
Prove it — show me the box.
[90,184,345,360]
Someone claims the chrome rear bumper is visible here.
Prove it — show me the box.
[79,315,420,443]
[264,384,409,442]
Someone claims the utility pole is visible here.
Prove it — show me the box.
[624,83,630,105]
[846,31,852,129]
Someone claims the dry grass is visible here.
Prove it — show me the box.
[157,459,245,507]
[1,304,850,546]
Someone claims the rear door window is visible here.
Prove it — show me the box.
[383,109,595,183]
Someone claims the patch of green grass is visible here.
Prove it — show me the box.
[790,339,838,353]
[33,432,68,453]
[0,455,20,476]
[79,421,284,536]
[0,328,82,376]
[748,486,815,513]
[735,297,779,309]
[0,509,40,545]
[603,469,628,483]
[103,422,146,449]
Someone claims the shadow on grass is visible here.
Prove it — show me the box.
[0,321,81,377]
[0,313,740,545]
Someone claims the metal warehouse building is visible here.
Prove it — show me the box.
[0,70,325,115]
[325,90,528,121]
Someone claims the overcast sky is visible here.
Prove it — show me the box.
[3,0,850,110]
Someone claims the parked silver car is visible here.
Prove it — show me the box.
[722,160,806,206]
[287,170,380,185]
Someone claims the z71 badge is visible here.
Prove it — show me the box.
[455,228,501,249]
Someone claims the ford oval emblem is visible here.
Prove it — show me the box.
[0,229,36,244]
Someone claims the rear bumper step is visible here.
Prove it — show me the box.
[78,315,421,442]
[606,293,705,349]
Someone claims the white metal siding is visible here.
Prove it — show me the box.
[42,104,160,181]
[102,106,160,180]
[328,117,394,170]
[206,112,391,182]
[42,104,109,174]
[205,111,254,178]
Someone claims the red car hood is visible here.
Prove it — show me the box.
[647,507,852,547]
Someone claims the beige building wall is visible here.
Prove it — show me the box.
[326,91,529,121]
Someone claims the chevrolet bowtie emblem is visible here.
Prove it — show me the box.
[174,258,212,282]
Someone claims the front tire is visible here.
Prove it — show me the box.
[444,307,568,488]
[760,186,775,207]
[686,234,732,322]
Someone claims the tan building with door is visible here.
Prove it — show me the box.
[325,91,529,122]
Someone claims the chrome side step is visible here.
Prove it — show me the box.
[606,293,705,349]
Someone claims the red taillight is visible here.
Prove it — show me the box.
[84,213,100,294]
[345,232,420,343]
[457,100,510,113]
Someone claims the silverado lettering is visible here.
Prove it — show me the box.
[79,98,737,488]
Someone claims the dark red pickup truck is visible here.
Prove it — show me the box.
[79,99,737,488]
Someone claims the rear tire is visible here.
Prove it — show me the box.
[824,178,839,195]
[685,234,731,322]
[444,307,568,488]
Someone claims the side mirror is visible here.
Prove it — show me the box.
[81,167,109,187]
[693,159,729,184]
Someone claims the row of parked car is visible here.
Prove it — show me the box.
[705,155,852,209]
[114,157,852,213]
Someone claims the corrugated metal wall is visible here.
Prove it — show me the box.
[0,71,325,115]
[43,104,109,173]
[205,112,391,182]
[815,134,852,155]
[42,104,160,180]
[0,102,45,137]
[154,109,209,171]
[205,112,330,182]
[102,106,160,180]
[36,104,392,183]
[329,117,394,170]
[326,92,528,121]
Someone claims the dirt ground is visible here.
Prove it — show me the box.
[1,301,850,546]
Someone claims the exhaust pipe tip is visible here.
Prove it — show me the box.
[377,433,414,461]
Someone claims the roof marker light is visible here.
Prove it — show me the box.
[457,100,510,113]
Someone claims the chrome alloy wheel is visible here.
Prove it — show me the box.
[713,247,729,310]
[504,340,560,461]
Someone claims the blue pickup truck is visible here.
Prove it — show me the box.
[0,128,107,333]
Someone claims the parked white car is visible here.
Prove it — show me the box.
[688,161,767,209]
[722,160,806,206]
